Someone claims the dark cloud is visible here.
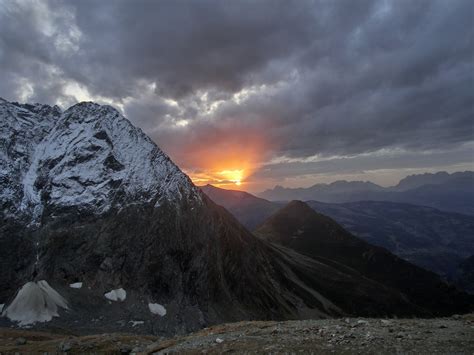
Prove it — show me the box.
[0,0,472,188]
[252,144,474,180]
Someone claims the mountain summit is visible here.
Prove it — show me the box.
[1,101,199,225]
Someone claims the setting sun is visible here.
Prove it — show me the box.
[186,166,249,189]
[218,169,244,186]
[172,126,273,190]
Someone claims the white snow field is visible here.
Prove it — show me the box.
[104,288,127,302]
[148,303,167,316]
[2,281,68,326]
[69,282,83,289]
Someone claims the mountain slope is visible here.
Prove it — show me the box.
[200,185,474,289]
[255,201,473,315]
[457,256,474,294]
[307,200,474,282]
[200,184,281,230]
[1,99,444,334]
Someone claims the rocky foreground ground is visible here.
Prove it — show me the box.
[1,315,473,354]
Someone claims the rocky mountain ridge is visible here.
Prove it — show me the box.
[255,201,473,313]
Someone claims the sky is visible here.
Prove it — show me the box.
[0,0,473,192]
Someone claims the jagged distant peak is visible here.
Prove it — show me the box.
[395,171,474,190]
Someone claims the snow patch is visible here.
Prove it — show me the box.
[2,281,68,326]
[148,303,166,316]
[129,320,144,327]
[69,282,83,289]
[104,288,126,302]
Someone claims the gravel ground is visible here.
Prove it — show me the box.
[1,315,473,354]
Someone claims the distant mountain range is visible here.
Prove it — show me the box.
[201,185,474,293]
[259,171,474,215]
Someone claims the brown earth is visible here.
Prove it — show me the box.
[1,315,473,354]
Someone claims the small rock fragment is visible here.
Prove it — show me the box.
[58,341,73,352]
[15,337,27,345]
[216,338,224,344]
[120,344,132,353]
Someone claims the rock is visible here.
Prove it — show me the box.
[58,341,73,352]
[215,338,224,344]
[352,320,369,328]
[15,337,27,345]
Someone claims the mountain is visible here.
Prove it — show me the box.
[2,99,452,334]
[394,171,473,191]
[456,256,474,294]
[259,180,383,203]
[200,185,474,292]
[259,172,474,215]
[255,201,473,313]
[306,200,474,284]
[200,184,281,230]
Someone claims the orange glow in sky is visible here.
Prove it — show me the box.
[175,127,272,190]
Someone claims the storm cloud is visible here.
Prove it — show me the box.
[0,0,472,190]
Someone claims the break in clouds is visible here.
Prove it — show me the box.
[0,0,473,190]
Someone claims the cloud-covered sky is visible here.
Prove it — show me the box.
[1,0,473,191]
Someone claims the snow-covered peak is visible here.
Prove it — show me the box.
[1,99,201,224]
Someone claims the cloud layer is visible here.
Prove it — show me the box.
[1,0,473,190]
